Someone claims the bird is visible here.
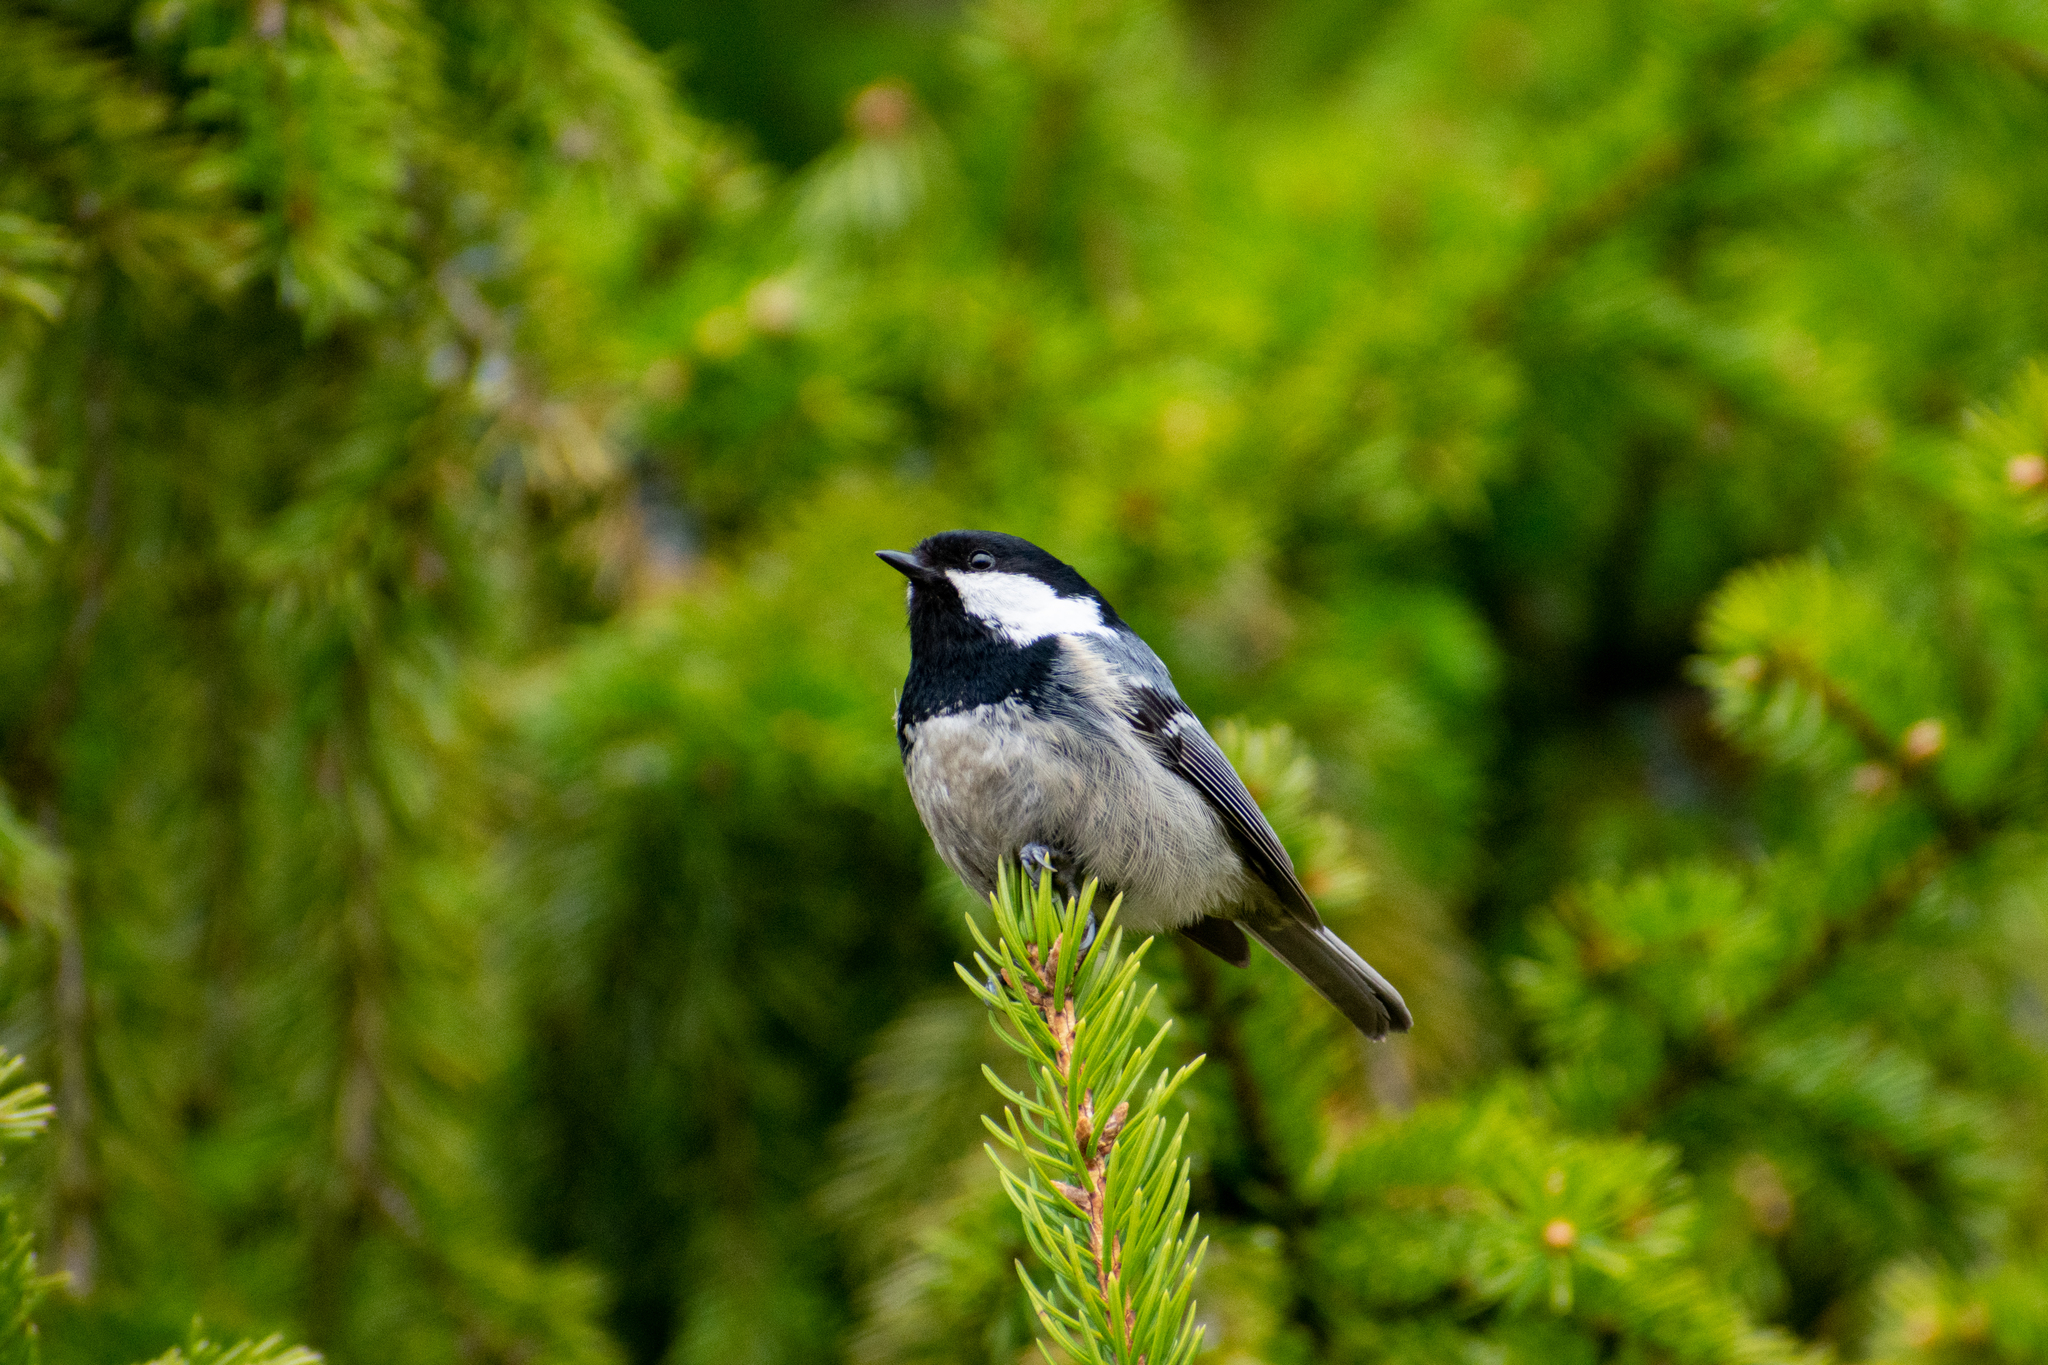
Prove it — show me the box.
[877,529,1412,1039]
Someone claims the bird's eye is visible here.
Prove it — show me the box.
[968,551,995,571]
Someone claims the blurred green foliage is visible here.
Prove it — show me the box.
[3,0,2048,1362]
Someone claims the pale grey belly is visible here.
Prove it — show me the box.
[901,701,1260,932]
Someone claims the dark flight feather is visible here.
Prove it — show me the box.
[1126,683,1412,1036]
[1125,685,1318,922]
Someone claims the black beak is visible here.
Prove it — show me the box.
[876,549,928,580]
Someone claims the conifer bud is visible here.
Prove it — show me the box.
[2007,453,2046,490]
[1733,1153,1793,1234]
[851,82,914,140]
[746,279,804,336]
[1903,1309,1942,1349]
[1901,718,1945,763]
[1542,1218,1576,1250]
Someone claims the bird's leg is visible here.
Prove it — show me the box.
[1018,842,1096,953]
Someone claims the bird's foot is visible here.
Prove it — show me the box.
[1018,842,1098,958]
[1018,842,1082,906]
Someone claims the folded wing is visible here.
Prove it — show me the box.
[1125,684,1411,1036]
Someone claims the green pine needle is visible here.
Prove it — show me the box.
[135,1326,321,1365]
[0,1055,49,1155]
[957,862,1206,1365]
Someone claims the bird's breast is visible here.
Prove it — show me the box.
[900,699,1081,895]
[899,692,1259,930]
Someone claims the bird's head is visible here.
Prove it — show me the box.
[877,530,1122,648]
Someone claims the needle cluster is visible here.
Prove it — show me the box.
[959,865,1206,1365]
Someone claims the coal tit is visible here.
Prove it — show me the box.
[878,530,1412,1039]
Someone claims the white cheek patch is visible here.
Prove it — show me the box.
[947,570,1114,645]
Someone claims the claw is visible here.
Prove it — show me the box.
[1018,842,1076,902]
[1018,842,1098,957]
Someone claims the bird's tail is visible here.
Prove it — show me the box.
[1245,922,1412,1040]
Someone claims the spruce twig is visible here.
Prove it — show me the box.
[0,1051,52,1154]
[958,864,1207,1365]
[1633,642,2010,1122]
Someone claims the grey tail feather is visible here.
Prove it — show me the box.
[1245,922,1412,1040]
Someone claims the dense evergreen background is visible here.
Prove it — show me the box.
[5,0,2048,1361]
